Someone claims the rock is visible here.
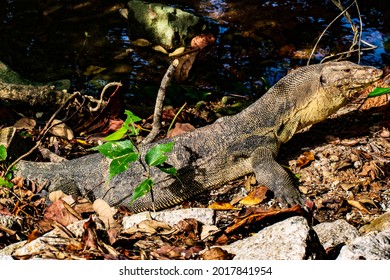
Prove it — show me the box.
[126,0,203,49]
[0,241,27,256]
[122,208,215,228]
[313,219,359,250]
[359,211,390,234]
[0,60,70,89]
[220,216,325,260]
[337,229,390,259]
[0,255,14,260]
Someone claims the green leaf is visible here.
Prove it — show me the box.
[131,178,154,203]
[0,177,13,188]
[109,152,139,179]
[368,87,390,98]
[124,110,141,126]
[156,162,177,176]
[145,142,175,167]
[0,145,7,161]
[104,126,128,141]
[93,140,135,158]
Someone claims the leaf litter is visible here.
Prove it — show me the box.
[0,70,389,260]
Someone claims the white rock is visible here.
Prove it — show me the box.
[337,229,390,259]
[123,208,215,228]
[313,219,359,250]
[220,216,323,260]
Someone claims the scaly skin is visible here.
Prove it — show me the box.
[15,61,383,212]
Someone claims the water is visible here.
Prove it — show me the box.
[0,0,388,104]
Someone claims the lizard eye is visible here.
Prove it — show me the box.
[320,75,327,85]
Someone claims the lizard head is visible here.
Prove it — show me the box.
[319,61,383,99]
[290,61,382,135]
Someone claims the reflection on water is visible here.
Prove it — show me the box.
[0,0,388,101]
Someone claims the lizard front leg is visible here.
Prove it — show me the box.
[250,147,304,206]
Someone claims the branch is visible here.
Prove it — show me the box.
[142,59,179,144]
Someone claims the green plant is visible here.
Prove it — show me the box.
[0,145,13,187]
[368,87,390,98]
[92,110,177,207]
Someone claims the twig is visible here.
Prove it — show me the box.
[5,92,80,175]
[167,102,187,135]
[307,1,355,65]
[88,81,122,112]
[308,0,377,65]
[142,59,179,144]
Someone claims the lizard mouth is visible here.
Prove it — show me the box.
[344,68,383,97]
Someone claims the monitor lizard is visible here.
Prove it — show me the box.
[15,61,383,212]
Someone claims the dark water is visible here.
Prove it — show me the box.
[0,0,388,106]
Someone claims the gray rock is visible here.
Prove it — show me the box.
[313,219,359,250]
[220,216,324,260]
[126,0,203,49]
[122,208,215,228]
[337,229,390,259]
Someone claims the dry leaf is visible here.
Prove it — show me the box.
[83,65,106,75]
[200,225,219,240]
[82,216,101,251]
[44,199,80,226]
[347,200,371,213]
[152,45,169,54]
[174,52,198,82]
[225,205,305,234]
[93,199,120,229]
[48,190,67,202]
[201,247,233,260]
[124,220,172,235]
[190,34,216,49]
[27,228,41,243]
[296,151,315,168]
[13,118,36,130]
[132,38,151,47]
[169,47,185,57]
[49,119,74,140]
[208,202,239,210]
[239,186,268,205]
[119,8,128,19]
[358,198,378,208]
[339,183,356,191]
[244,175,256,191]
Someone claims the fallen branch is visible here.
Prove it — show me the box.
[142,59,179,144]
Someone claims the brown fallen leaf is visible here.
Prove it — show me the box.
[27,228,41,243]
[208,201,239,210]
[201,247,234,260]
[190,34,216,49]
[296,151,315,168]
[93,199,121,229]
[347,200,371,214]
[44,199,80,226]
[239,186,269,205]
[225,205,305,234]
[200,225,220,240]
[13,117,36,130]
[49,119,74,140]
[174,52,198,82]
[82,216,101,251]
